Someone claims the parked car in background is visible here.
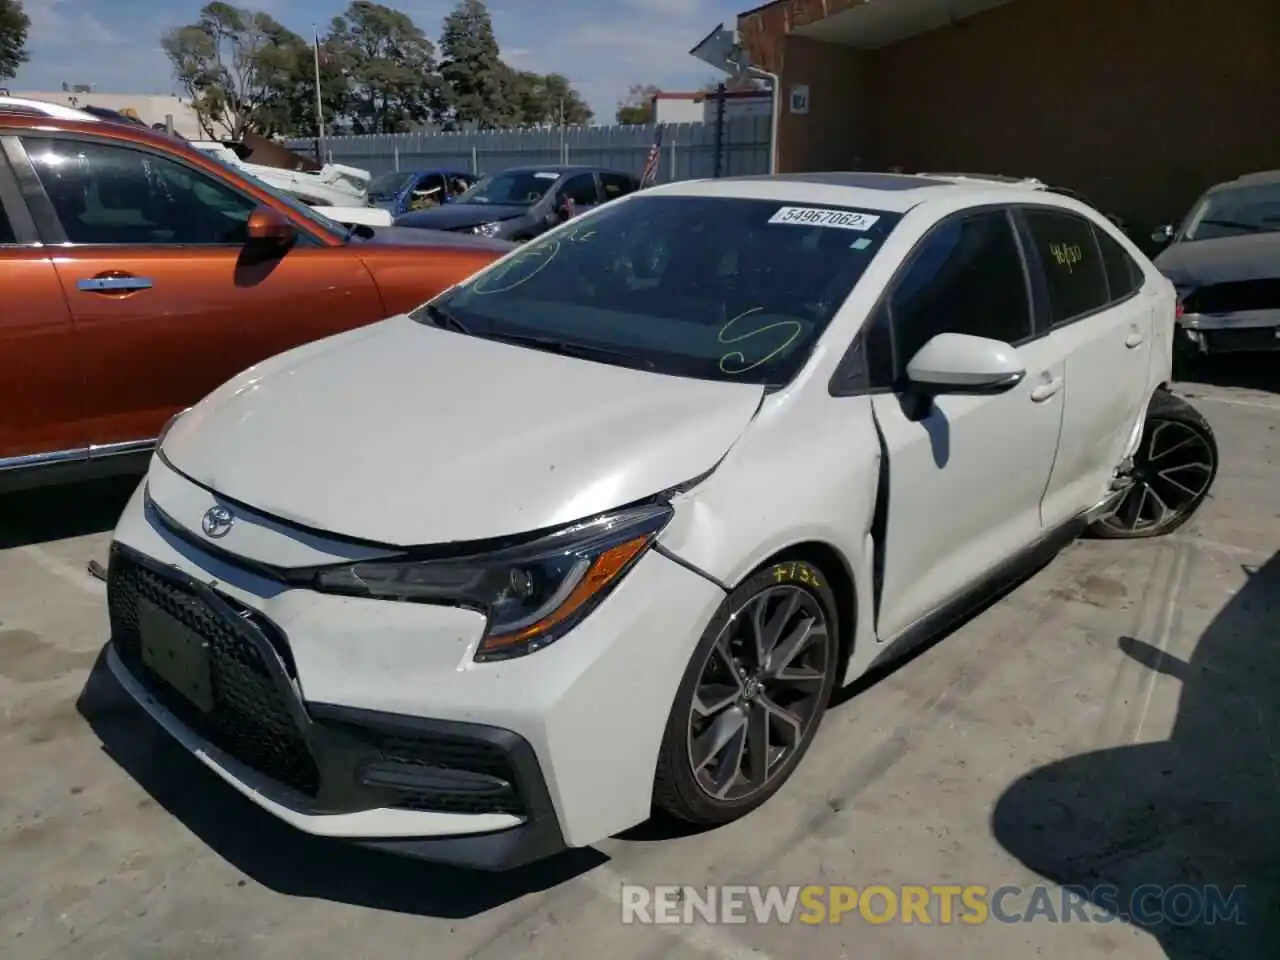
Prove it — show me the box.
[105,172,1216,871]
[393,164,641,242]
[366,168,479,216]
[1150,170,1280,361]
[0,107,513,491]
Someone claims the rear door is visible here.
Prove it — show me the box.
[13,132,386,449]
[1018,205,1153,529]
[0,136,83,463]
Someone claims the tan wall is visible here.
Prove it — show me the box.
[743,0,1280,232]
[776,37,867,172]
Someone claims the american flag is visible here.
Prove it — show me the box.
[639,125,664,187]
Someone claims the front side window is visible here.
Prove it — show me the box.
[455,170,560,206]
[408,172,448,210]
[558,174,599,208]
[367,171,415,202]
[1022,208,1110,325]
[23,138,259,245]
[420,195,903,386]
[1179,182,1280,241]
[887,209,1032,373]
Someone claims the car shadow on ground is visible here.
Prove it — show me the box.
[76,650,607,918]
[1177,355,1280,396]
[0,474,140,549]
[991,551,1280,959]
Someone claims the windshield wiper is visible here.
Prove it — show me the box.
[485,332,656,370]
[421,301,471,334]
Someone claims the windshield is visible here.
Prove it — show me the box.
[1179,182,1280,241]
[368,171,416,201]
[201,152,346,239]
[455,170,560,206]
[417,194,902,386]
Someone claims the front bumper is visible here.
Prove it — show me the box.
[106,467,725,867]
[1179,308,1280,354]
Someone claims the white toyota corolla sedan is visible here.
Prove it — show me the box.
[106,172,1219,870]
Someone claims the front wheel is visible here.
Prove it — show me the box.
[1089,389,1218,539]
[652,559,840,826]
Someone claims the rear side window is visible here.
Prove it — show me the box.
[1022,208,1110,324]
[1093,224,1143,300]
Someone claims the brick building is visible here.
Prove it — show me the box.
[737,0,1279,233]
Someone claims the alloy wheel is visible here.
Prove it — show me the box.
[686,585,831,802]
[1099,418,1216,535]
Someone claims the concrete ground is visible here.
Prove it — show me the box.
[2,369,1277,960]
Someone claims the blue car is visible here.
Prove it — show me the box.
[365,168,480,217]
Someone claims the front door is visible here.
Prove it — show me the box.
[1018,206,1154,529]
[17,134,385,448]
[867,208,1065,641]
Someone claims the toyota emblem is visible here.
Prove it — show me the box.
[201,505,235,539]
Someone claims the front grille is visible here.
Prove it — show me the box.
[323,721,527,816]
[1184,279,1280,315]
[1206,328,1280,353]
[108,549,321,796]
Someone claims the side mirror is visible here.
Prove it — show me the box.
[246,205,296,244]
[905,333,1025,395]
[1150,224,1174,245]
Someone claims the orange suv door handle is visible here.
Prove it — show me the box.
[77,275,154,293]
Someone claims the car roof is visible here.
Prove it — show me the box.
[1214,169,1280,190]
[0,108,193,151]
[645,171,1076,215]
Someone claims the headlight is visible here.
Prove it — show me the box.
[313,502,672,661]
[471,221,502,237]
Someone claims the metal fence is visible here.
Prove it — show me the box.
[284,115,771,183]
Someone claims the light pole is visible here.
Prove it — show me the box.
[312,24,326,163]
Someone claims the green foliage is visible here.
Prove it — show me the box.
[159,0,600,138]
[616,84,659,125]
[0,0,30,82]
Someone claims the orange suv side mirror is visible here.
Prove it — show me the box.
[246,205,297,244]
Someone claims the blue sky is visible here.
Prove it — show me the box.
[10,0,746,121]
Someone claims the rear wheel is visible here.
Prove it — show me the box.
[1089,389,1218,539]
[653,560,840,826]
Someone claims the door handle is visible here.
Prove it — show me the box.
[1125,331,1145,348]
[78,276,154,293]
[1030,377,1063,402]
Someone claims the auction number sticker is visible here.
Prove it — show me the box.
[768,206,880,230]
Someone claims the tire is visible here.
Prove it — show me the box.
[653,558,840,826]
[1088,389,1218,540]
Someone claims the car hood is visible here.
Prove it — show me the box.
[161,316,765,546]
[352,224,515,252]
[1153,233,1280,287]
[394,204,529,231]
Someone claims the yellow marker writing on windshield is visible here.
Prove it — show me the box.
[718,306,803,375]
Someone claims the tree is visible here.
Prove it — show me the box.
[327,2,437,134]
[503,69,592,127]
[274,31,352,139]
[437,0,509,129]
[162,2,308,138]
[615,83,659,125]
[0,0,29,82]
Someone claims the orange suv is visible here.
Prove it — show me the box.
[0,104,512,491]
